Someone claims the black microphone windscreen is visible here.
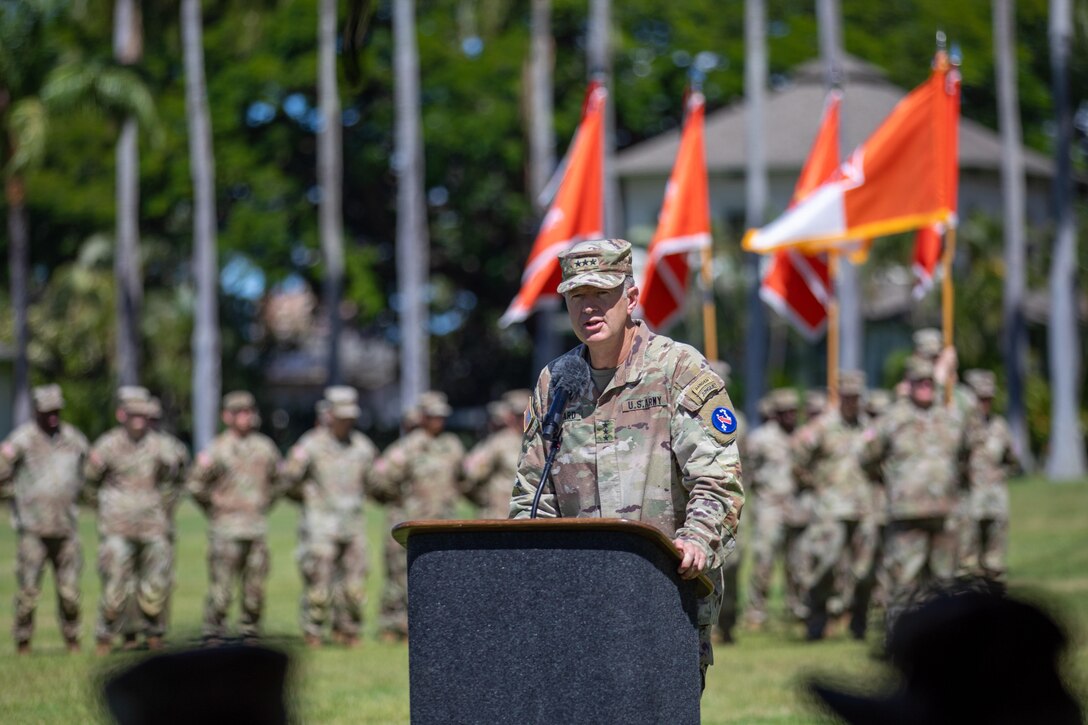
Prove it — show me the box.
[550,353,592,400]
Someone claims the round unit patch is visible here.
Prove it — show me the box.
[711,407,738,435]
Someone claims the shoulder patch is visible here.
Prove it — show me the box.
[523,405,537,436]
[700,392,738,446]
[682,371,723,411]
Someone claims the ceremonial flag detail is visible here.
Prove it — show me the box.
[638,91,711,330]
[912,222,944,299]
[742,55,960,255]
[499,83,606,327]
[759,91,841,339]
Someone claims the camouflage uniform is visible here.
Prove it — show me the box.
[188,393,283,639]
[461,391,530,520]
[85,397,182,646]
[958,370,1018,582]
[744,389,804,626]
[283,400,378,642]
[862,359,969,628]
[0,385,88,649]
[792,372,877,639]
[372,391,465,638]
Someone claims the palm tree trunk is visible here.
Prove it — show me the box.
[393,0,430,407]
[5,176,31,426]
[318,0,345,386]
[994,0,1034,470]
[743,0,769,420]
[816,0,862,373]
[528,0,559,375]
[182,0,220,450]
[113,0,143,386]
[1045,0,1085,480]
[587,0,620,236]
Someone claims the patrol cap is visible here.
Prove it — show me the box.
[758,396,774,419]
[117,385,150,404]
[805,390,828,412]
[222,390,257,412]
[122,397,156,417]
[905,357,936,382]
[315,399,331,417]
[147,396,163,420]
[965,369,997,399]
[32,384,64,412]
[770,388,800,412]
[486,400,509,423]
[502,389,532,417]
[323,385,358,404]
[402,404,421,429]
[912,328,943,359]
[556,239,633,294]
[418,391,452,417]
[838,370,867,397]
[329,400,361,420]
[867,389,893,414]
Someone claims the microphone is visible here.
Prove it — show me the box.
[530,352,591,518]
[541,353,592,442]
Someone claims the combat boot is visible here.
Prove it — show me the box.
[16,640,30,655]
[304,634,322,649]
[95,638,112,656]
[121,633,139,651]
[65,639,81,654]
[145,636,164,651]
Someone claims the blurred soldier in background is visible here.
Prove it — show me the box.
[188,392,283,644]
[710,360,744,645]
[793,371,877,640]
[865,389,893,419]
[462,389,530,519]
[283,387,378,647]
[862,358,970,631]
[804,390,828,424]
[372,391,465,641]
[0,385,89,654]
[86,390,183,654]
[745,388,801,629]
[959,370,1019,584]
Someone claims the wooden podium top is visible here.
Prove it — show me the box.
[392,517,714,597]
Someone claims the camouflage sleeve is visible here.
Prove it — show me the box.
[369,439,411,505]
[278,438,312,499]
[997,418,1021,477]
[669,366,745,570]
[791,421,821,489]
[860,417,888,481]
[82,435,112,505]
[0,429,22,493]
[186,441,222,510]
[509,373,558,519]
[461,439,494,505]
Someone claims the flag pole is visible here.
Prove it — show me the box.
[941,226,956,405]
[701,245,718,361]
[827,250,840,405]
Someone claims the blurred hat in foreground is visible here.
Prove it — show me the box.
[810,588,1082,725]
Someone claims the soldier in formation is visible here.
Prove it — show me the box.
[0,385,89,654]
[792,371,878,640]
[710,360,745,645]
[282,386,379,647]
[188,391,284,643]
[959,369,1019,583]
[372,391,465,641]
[85,390,183,654]
[744,388,804,629]
[462,389,530,520]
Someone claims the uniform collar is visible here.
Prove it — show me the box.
[604,319,652,393]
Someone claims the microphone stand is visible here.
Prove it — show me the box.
[529,427,564,519]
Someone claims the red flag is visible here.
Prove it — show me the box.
[638,91,711,330]
[760,91,842,339]
[499,83,606,327]
[744,54,961,254]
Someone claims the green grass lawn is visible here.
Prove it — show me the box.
[0,477,1085,723]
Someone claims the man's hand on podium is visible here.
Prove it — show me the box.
[673,538,707,580]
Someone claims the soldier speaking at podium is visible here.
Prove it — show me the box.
[510,238,745,681]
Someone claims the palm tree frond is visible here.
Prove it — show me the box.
[6,98,48,175]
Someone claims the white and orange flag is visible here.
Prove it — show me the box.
[743,53,960,256]
[499,82,606,327]
[638,91,711,330]
[760,91,842,340]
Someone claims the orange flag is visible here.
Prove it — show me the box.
[499,83,606,327]
[743,53,960,255]
[912,222,944,298]
[760,91,841,339]
[638,91,711,330]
